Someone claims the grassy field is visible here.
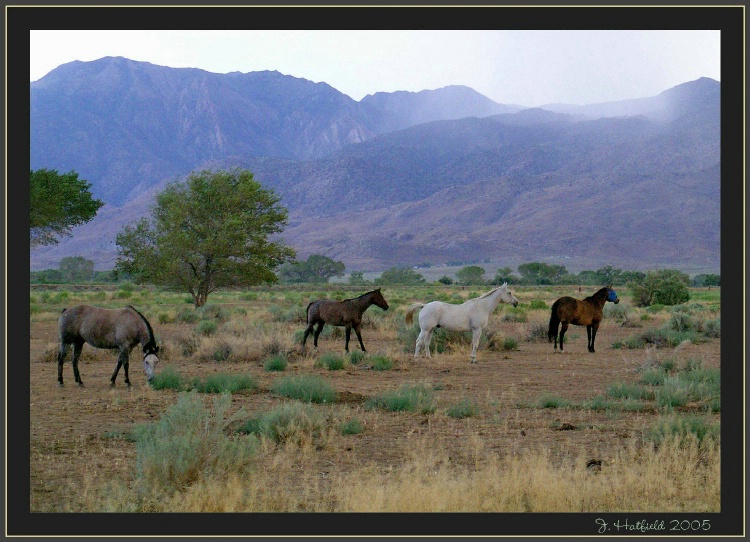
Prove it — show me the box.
[29,283,721,516]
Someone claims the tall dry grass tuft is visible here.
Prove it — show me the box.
[330,436,720,512]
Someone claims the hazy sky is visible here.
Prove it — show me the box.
[29,30,720,107]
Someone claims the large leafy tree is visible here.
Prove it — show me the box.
[278,254,345,284]
[30,169,104,247]
[455,265,486,285]
[59,256,95,283]
[374,267,426,285]
[116,169,295,307]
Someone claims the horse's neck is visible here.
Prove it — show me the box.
[476,289,504,313]
[588,290,608,307]
[350,293,374,312]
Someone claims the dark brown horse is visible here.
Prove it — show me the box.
[302,288,389,352]
[548,286,619,353]
[57,305,160,386]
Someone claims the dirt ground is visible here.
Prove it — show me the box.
[29,306,721,513]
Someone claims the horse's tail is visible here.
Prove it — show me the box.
[404,303,424,326]
[548,301,560,343]
[305,301,315,323]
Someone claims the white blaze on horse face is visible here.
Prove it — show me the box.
[143,353,159,381]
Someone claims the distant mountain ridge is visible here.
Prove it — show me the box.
[30,57,720,274]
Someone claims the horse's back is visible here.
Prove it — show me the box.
[308,299,348,325]
[59,305,135,348]
[554,296,601,324]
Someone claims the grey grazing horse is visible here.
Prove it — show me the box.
[302,288,389,352]
[57,304,160,387]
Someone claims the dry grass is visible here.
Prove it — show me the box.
[85,434,719,513]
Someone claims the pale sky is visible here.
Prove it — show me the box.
[29,30,720,107]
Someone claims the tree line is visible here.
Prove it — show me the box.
[31,167,719,309]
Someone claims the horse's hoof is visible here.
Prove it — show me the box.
[109,382,116,388]
[77,382,84,387]
[58,382,64,387]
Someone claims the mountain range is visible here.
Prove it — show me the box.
[30,57,720,274]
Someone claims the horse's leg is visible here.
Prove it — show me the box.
[71,340,84,386]
[123,350,132,386]
[57,343,69,386]
[424,329,434,359]
[354,324,366,352]
[313,322,325,348]
[344,325,352,352]
[414,329,426,358]
[110,349,126,386]
[302,322,315,347]
[586,325,593,352]
[589,323,599,353]
[470,328,482,363]
[559,322,569,352]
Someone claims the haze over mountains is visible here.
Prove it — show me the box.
[30,57,720,274]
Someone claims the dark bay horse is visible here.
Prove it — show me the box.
[548,286,619,353]
[57,305,160,386]
[302,288,389,352]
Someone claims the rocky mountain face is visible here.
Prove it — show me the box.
[30,58,720,274]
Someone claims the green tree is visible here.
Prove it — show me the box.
[375,267,426,285]
[115,169,294,307]
[278,254,345,284]
[629,269,691,307]
[517,262,569,285]
[692,274,720,287]
[348,271,370,285]
[30,169,104,247]
[437,275,453,285]
[59,256,95,283]
[491,267,518,285]
[455,265,486,285]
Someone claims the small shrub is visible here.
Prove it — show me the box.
[264,355,288,372]
[645,415,719,447]
[366,383,436,414]
[370,355,394,371]
[315,353,346,371]
[272,375,337,404]
[148,366,185,391]
[655,376,690,409]
[702,318,720,338]
[113,290,133,299]
[175,334,199,357]
[538,395,569,409]
[348,350,365,365]
[133,392,257,493]
[446,398,480,419]
[339,418,364,435]
[191,373,257,394]
[526,322,548,343]
[212,341,233,362]
[528,299,547,310]
[239,402,327,446]
[198,304,230,323]
[607,382,655,401]
[668,312,695,332]
[501,337,518,351]
[501,308,527,323]
[158,313,173,325]
[196,319,218,337]
[639,369,668,386]
[177,309,200,324]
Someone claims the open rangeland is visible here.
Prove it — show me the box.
[29,284,721,514]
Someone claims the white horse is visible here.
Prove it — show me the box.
[404,283,519,363]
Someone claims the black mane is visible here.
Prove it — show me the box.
[127,305,157,350]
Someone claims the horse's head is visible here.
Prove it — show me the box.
[143,344,160,382]
[372,288,389,311]
[499,283,519,307]
[606,286,620,304]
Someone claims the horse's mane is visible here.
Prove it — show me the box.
[585,287,610,302]
[344,289,381,303]
[478,285,505,299]
[127,305,157,349]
